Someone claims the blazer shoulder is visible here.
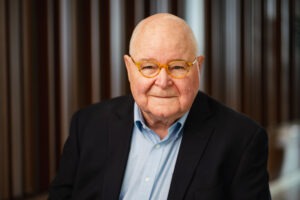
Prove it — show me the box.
[199,92,265,133]
[72,95,134,122]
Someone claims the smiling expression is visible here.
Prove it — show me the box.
[125,14,204,125]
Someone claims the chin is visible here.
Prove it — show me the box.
[152,109,180,118]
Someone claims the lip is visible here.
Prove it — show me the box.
[149,95,177,98]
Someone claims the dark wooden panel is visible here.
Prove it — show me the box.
[21,0,37,195]
[53,0,63,171]
[8,0,24,197]
[204,0,213,94]
[169,0,178,15]
[242,0,264,123]
[45,0,57,185]
[224,0,242,111]
[280,0,291,122]
[264,0,280,126]
[0,0,11,198]
[0,0,299,198]
[34,0,51,191]
[90,0,101,103]
[291,0,300,119]
[124,0,135,94]
[99,0,111,99]
[75,0,92,108]
[210,0,226,102]
[144,0,151,17]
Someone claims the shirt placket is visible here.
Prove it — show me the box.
[139,141,164,200]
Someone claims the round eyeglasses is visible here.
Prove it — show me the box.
[130,57,197,79]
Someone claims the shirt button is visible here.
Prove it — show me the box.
[155,144,160,149]
[145,177,150,182]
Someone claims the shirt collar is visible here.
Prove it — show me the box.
[134,102,189,143]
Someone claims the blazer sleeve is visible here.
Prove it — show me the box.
[48,111,81,200]
[230,128,272,200]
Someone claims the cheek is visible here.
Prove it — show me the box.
[177,74,200,104]
[129,75,152,96]
[180,75,199,95]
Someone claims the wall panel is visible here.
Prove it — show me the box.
[46,0,57,184]
[22,0,36,194]
[90,0,101,103]
[0,0,299,198]
[204,0,299,126]
[0,0,11,198]
[8,0,24,197]
[292,0,300,120]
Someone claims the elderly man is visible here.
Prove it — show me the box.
[49,13,271,200]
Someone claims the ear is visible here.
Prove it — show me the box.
[197,55,205,71]
[197,55,204,65]
[124,55,132,81]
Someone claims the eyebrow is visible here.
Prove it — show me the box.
[138,58,157,61]
[136,57,188,63]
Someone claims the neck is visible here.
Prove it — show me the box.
[142,112,177,139]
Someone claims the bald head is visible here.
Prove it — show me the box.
[129,13,198,58]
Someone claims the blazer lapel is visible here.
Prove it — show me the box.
[168,92,216,200]
[102,97,134,200]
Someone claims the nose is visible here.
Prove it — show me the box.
[154,68,173,88]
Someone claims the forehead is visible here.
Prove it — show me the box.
[133,30,195,61]
[130,16,197,60]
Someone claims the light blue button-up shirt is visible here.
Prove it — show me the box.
[119,103,189,200]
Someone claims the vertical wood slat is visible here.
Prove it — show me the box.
[170,0,179,15]
[36,0,53,190]
[74,0,92,108]
[144,0,151,17]
[176,0,186,18]
[124,0,136,54]
[58,0,73,148]
[134,0,146,24]
[280,0,291,122]
[204,0,212,93]
[91,0,101,103]
[210,0,226,101]
[0,0,11,198]
[8,0,24,197]
[99,0,111,99]
[264,0,280,126]
[70,0,79,115]
[275,0,283,123]
[22,0,36,194]
[242,0,252,120]
[242,0,264,123]
[110,0,126,98]
[154,0,169,13]
[46,0,57,182]
[253,0,264,123]
[224,0,242,111]
[53,0,62,170]
[292,0,300,119]
[0,1,300,199]
[124,0,136,95]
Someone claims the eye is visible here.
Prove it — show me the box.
[141,65,156,70]
[169,64,188,72]
[170,65,186,70]
[139,62,159,77]
[140,63,158,71]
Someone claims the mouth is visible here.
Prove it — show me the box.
[149,95,177,99]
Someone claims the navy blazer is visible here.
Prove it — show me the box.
[49,92,271,200]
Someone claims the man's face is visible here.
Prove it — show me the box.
[125,21,203,123]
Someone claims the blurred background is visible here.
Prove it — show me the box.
[0,0,299,199]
